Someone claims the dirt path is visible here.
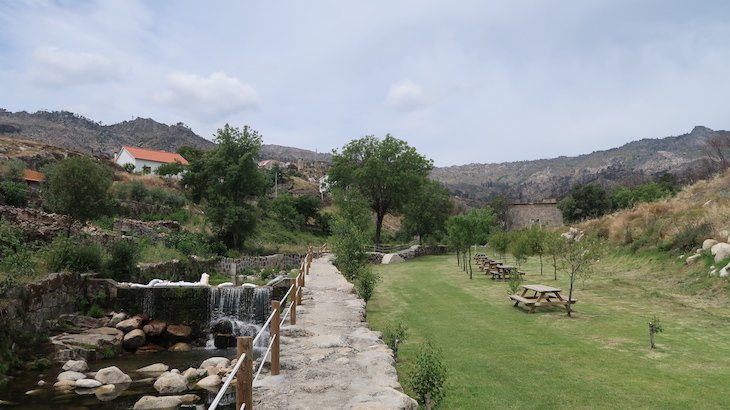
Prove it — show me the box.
[253,256,417,409]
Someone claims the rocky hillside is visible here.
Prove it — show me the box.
[0,109,330,164]
[431,126,725,203]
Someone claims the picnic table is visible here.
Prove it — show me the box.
[490,264,524,281]
[509,284,577,313]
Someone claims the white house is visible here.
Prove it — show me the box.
[114,146,188,174]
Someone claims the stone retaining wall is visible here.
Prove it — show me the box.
[216,253,304,275]
[137,256,221,283]
[366,244,449,264]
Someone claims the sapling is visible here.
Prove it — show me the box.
[649,316,663,349]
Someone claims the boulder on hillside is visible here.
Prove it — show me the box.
[123,329,147,351]
[142,320,167,337]
[94,366,132,385]
[153,371,188,394]
[711,242,730,262]
[703,239,719,250]
[165,324,192,342]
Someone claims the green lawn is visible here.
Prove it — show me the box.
[368,252,730,409]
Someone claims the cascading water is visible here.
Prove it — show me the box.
[208,286,271,351]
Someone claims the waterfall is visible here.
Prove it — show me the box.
[208,286,272,350]
[142,288,155,317]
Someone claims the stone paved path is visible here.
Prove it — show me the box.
[253,256,417,410]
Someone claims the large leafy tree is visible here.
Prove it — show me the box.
[182,125,266,249]
[558,183,611,223]
[329,135,433,246]
[402,179,453,244]
[447,208,496,279]
[43,156,113,237]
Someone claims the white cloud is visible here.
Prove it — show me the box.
[30,47,118,87]
[385,80,426,111]
[154,71,260,122]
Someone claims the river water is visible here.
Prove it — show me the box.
[0,347,239,409]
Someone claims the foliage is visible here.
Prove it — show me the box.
[558,183,611,223]
[409,340,447,409]
[293,194,322,223]
[401,179,453,244]
[182,124,266,249]
[329,134,433,245]
[356,266,379,303]
[44,237,102,273]
[667,221,712,252]
[611,181,674,210]
[543,230,565,280]
[271,194,306,230]
[446,208,497,278]
[507,268,524,294]
[382,321,408,360]
[330,189,372,280]
[87,304,105,318]
[177,146,204,163]
[0,180,29,207]
[122,163,136,173]
[155,161,186,177]
[43,156,113,235]
[105,239,140,281]
[649,315,663,349]
[488,230,510,261]
[487,194,511,230]
[508,230,532,268]
[559,236,603,316]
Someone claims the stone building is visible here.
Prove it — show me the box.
[507,199,563,230]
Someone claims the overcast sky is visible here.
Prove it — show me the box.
[1,1,729,166]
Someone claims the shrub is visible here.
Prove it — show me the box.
[44,237,102,273]
[0,180,29,207]
[87,304,104,318]
[355,267,379,303]
[669,221,712,251]
[382,322,408,360]
[122,163,136,173]
[409,340,447,409]
[128,180,149,202]
[106,239,140,281]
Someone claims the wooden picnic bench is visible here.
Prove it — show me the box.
[509,284,577,313]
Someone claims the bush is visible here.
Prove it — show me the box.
[409,340,447,409]
[669,221,712,251]
[87,304,104,318]
[106,240,140,281]
[122,163,136,173]
[355,267,379,303]
[382,322,408,360]
[0,180,29,207]
[44,238,102,273]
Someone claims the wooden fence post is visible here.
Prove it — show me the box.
[300,265,305,288]
[291,287,297,325]
[236,336,253,410]
[271,300,280,375]
[296,275,303,305]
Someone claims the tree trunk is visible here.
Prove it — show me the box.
[553,255,557,280]
[456,249,461,267]
[425,393,432,410]
[567,272,575,317]
[374,211,385,247]
[539,254,543,276]
[468,247,473,279]
[650,329,655,349]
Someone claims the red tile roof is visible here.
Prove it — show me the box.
[23,169,45,182]
[123,146,189,165]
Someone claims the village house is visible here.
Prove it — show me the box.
[114,146,188,174]
[22,169,45,190]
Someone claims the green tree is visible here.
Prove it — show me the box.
[508,230,532,269]
[559,236,602,317]
[271,194,305,230]
[543,230,564,280]
[0,160,29,207]
[446,208,496,279]
[487,194,511,230]
[155,161,186,177]
[330,189,372,280]
[176,146,204,163]
[182,125,267,249]
[558,183,611,223]
[402,179,453,244]
[329,135,433,246]
[409,341,447,410]
[488,230,510,262]
[43,156,113,237]
[525,226,547,275]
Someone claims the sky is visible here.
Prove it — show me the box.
[1,1,729,166]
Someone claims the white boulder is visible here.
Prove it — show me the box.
[94,366,132,385]
[57,371,86,382]
[75,379,102,389]
[711,242,730,262]
[153,371,188,394]
[62,359,88,373]
[381,254,404,264]
[137,363,169,373]
[133,394,200,410]
[196,374,222,388]
[702,239,719,250]
[199,357,230,369]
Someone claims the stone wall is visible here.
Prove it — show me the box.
[507,201,563,231]
[216,254,304,275]
[137,256,221,283]
[365,244,449,264]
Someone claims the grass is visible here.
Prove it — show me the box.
[368,252,730,409]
